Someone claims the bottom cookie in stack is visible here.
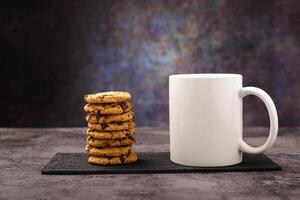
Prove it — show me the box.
[88,151,137,165]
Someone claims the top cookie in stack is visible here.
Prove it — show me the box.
[84,91,131,104]
[83,91,137,165]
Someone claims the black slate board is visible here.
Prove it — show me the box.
[41,152,281,175]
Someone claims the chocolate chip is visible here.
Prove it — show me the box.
[120,156,125,163]
[120,102,129,111]
[101,123,108,130]
[96,115,103,121]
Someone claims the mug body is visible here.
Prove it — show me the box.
[169,74,243,167]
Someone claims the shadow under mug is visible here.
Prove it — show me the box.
[169,74,278,167]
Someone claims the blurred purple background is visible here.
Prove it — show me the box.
[1,0,299,127]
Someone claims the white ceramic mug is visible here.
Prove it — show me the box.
[169,74,278,167]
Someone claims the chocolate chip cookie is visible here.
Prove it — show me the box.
[84,91,131,104]
[86,111,134,123]
[86,144,132,157]
[84,101,133,115]
[87,136,135,147]
[88,151,137,165]
[87,121,135,131]
[86,128,135,139]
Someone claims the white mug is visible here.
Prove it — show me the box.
[169,74,278,167]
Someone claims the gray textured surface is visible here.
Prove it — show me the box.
[0,127,299,200]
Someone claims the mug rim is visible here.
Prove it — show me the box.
[169,73,242,79]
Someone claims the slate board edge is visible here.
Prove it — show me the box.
[41,167,282,175]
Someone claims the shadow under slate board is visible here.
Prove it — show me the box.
[41,152,281,175]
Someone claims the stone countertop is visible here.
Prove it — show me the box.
[0,127,299,200]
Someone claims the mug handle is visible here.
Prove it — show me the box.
[239,87,278,154]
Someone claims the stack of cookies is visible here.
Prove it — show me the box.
[84,91,137,165]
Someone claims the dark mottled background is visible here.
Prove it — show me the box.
[1,0,299,127]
